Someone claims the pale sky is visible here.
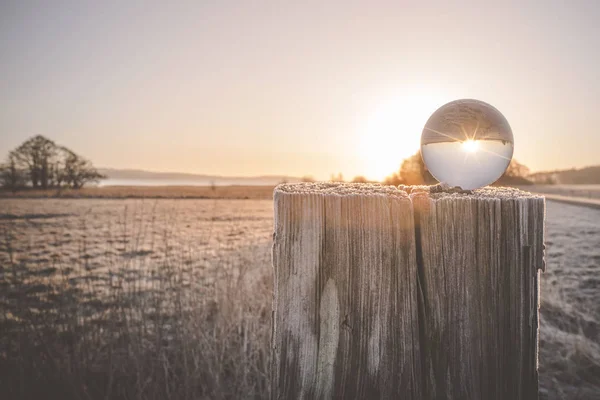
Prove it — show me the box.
[1,1,599,180]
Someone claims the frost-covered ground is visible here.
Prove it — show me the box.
[0,198,598,399]
[0,199,275,399]
[528,184,600,200]
[539,201,600,399]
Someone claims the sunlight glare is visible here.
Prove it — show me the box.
[462,139,479,153]
[358,93,445,181]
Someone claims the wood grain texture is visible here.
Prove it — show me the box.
[272,183,545,400]
[412,187,544,400]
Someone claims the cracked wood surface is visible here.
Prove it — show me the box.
[272,183,544,400]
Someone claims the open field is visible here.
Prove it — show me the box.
[527,184,600,200]
[0,185,276,200]
[0,198,274,399]
[3,183,599,202]
[539,201,600,399]
[0,197,599,399]
[524,184,600,210]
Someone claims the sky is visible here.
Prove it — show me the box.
[1,1,599,180]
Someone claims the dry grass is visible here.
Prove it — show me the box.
[537,201,600,399]
[539,285,600,400]
[0,199,273,400]
[0,185,276,200]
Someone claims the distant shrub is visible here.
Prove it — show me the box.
[351,175,369,183]
[383,151,435,186]
[329,172,344,182]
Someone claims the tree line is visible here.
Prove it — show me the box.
[323,151,532,186]
[0,135,105,191]
[382,150,532,186]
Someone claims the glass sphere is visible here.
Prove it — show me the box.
[421,99,514,190]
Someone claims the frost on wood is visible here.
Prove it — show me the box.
[272,183,545,400]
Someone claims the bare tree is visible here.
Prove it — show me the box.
[401,151,437,185]
[11,135,59,188]
[0,152,27,191]
[1,135,105,191]
[62,149,105,189]
[494,159,532,185]
[11,135,56,189]
[383,151,435,186]
[504,159,530,179]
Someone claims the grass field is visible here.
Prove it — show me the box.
[526,184,600,200]
[0,195,599,399]
[0,185,276,200]
[0,198,273,399]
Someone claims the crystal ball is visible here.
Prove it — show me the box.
[421,99,514,190]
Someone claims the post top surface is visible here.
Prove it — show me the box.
[275,182,544,201]
[275,182,409,198]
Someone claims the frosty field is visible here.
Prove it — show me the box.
[0,197,599,399]
[528,184,600,200]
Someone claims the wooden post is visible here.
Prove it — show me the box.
[411,186,545,400]
[272,183,544,400]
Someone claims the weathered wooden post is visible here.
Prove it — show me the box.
[272,183,544,400]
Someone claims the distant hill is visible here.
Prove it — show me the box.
[98,168,302,185]
[528,165,600,184]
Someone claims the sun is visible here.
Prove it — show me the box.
[358,93,445,181]
[462,139,479,153]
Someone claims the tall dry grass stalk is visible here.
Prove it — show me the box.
[538,283,600,400]
[0,204,272,400]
